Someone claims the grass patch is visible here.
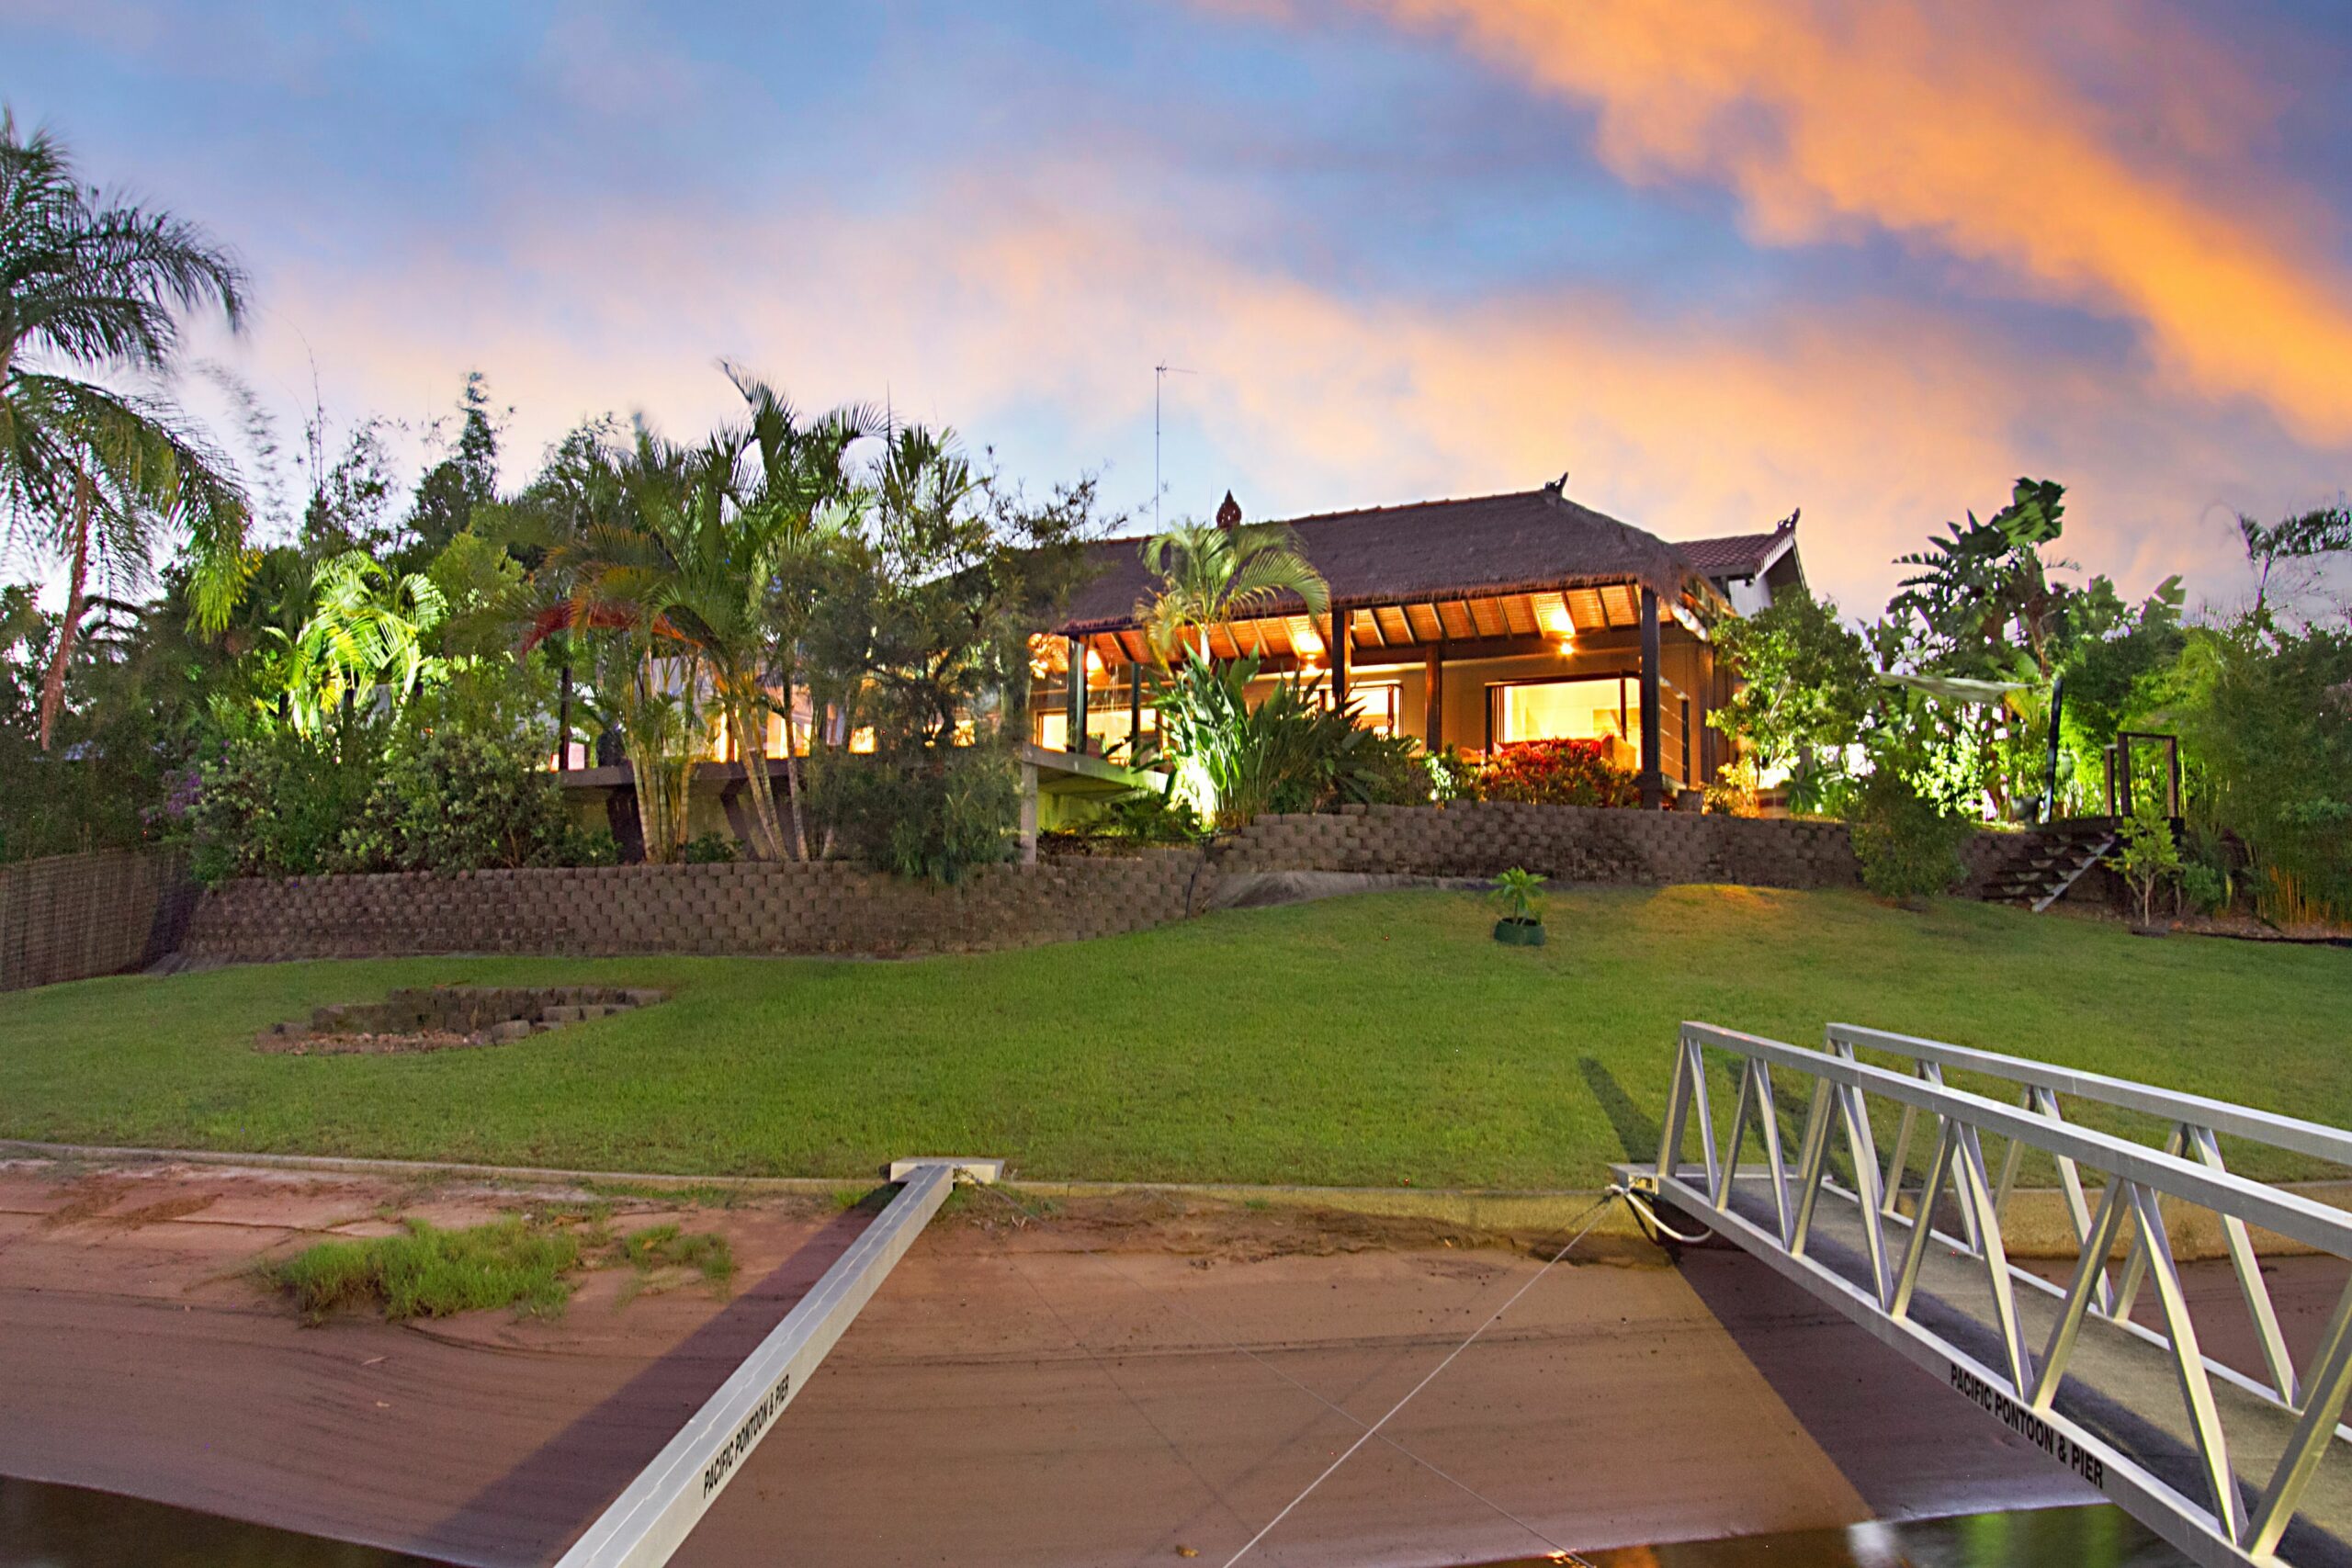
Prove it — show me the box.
[266,1216,581,1324]
[4,888,2347,1188]
[265,1208,737,1323]
[618,1223,735,1292]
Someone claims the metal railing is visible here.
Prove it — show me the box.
[1642,1021,2352,1568]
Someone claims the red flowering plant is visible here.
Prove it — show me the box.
[1475,738,1641,807]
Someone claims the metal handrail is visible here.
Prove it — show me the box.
[1826,1023,2352,1170]
[1670,1023,2352,1257]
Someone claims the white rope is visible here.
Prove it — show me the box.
[1615,1182,1715,1244]
[1217,1196,1617,1568]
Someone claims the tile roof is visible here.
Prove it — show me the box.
[1057,486,1722,634]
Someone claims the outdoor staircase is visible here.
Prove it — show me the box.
[1983,819,2118,913]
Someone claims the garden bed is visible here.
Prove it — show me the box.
[254,985,664,1055]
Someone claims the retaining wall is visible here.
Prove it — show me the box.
[178,806,2067,966]
[1209,801,1864,889]
[183,851,1208,963]
[0,849,198,992]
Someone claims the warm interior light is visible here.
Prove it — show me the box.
[1293,622,1324,658]
[1084,647,1105,674]
[1554,635,1577,658]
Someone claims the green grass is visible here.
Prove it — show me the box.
[265,1210,738,1322]
[266,1216,582,1323]
[618,1222,736,1292]
[2,887,2346,1189]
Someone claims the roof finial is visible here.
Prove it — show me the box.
[1216,491,1242,530]
[1543,470,1570,498]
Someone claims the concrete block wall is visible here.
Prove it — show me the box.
[184,849,1208,964]
[0,849,197,992]
[1209,802,1863,890]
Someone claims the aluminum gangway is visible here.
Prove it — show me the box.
[1616,1022,2352,1568]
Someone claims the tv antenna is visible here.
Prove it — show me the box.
[1154,362,1194,531]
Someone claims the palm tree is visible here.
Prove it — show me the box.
[726,367,881,859]
[1135,515,1329,667]
[279,549,447,737]
[0,112,251,749]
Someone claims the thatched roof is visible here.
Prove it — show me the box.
[1057,485,1722,635]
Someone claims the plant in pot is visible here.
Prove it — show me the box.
[1489,866,1548,946]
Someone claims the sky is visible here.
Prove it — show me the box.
[6,0,2352,615]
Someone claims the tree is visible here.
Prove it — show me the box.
[1134,513,1328,666]
[279,549,447,737]
[406,371,503,558]
[0,112,251,750]
[726,368,881,859]
[2237,506,2352,621]
[1707,590,1872,808]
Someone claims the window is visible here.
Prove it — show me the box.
[1488,677,1634,747]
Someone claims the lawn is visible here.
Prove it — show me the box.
[0,886,2346,1190]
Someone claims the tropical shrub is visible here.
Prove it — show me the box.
[1845,766,1970,903]
[334,730,611,874]
[816,746,1018,883]
[1476,739,1640,807]
[1424,744,1480,803]
[186,725,388,883]
[1154,651,1426,829]
[2167,623,2351,922]
[2114,792,2183,929]
[1703,756,1760,817]
[681,831,739,864]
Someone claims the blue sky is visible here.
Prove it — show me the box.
[6,0,2352,612]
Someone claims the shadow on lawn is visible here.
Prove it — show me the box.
[1579,1056,1658,1162]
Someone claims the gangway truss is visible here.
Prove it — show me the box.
[1619,1021,2352,1568]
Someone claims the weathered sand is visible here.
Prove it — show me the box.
[0,1159,2280,1566]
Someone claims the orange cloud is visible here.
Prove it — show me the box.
[1331,0,2352,444]
[231,172,2313,617]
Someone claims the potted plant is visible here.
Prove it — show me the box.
[1490,866,1548,946]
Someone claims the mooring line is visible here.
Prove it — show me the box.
[990,1237,1260,1553]
[977,1185,1608,1568]
[1215,1196,1616,1568]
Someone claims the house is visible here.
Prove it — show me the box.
[1029,480,1807,807]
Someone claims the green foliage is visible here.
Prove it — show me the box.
[0,113,252,673]
[816,746,1019,883]
[405,371,503,558]
[1102,786,1205,844]
[265,1215,580,1324]
[2177,860,2227,918]
[2115,791,2184,928]
[1708,591,1873,779]
[1423,744,1480,803]
[1846,766,1970,903]
[1488,866,1547,924]
[2165,623,2352,920]
[681,831,738,864]
[186,724,389,883]
[1476,738,1640,807]
[279,549,447,736]
[1134,516,1329,665]
[334,729,608,874]
[1154,650,1421,829]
